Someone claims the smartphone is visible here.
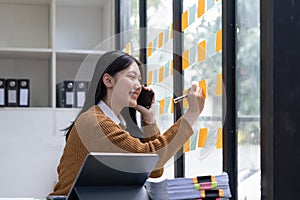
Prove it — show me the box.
[137,87,154,109]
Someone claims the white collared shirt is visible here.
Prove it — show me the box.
[97,100,126,127]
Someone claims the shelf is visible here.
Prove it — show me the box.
[0,48,52,59]
[0,0,50,5]
[56,49,105,60]
[56,49,105,83]
[0,1,50,48]
[0,107,81,112]
[56,56,95,84]
[56,0,107,7]
[56,5,103,50]
[0,58,51,107]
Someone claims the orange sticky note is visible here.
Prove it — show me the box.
[147,42,153,57]
[215,73,222,95]
[147,71,153,86]
[159,99,165,115]
[125,42,131,54]
[158,32,164,48]
[198,128,208,148]
[198,40,206,62]
[198,0,205,18]
[183,138,190,153]
[182,89,189,108]
[182,10,189,31]
[215,29,222,52]
[183,89,188,95]
[216,128,223,149]
[158,66,164,83]
[192,178,198,184]
[170,23,173,39]
[182,50,189,70]
[183,98,189,108]
[199,80,207,99]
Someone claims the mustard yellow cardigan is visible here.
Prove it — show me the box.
[50,105,193,195]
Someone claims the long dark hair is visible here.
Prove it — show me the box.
[65,50,144,140]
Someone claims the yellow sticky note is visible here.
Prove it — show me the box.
[198,128,208,148]
[147,71,153,86]
[216,128,223,149]
[147,42,153,57]
[182,89,189,108]
[182,10,189,31]
[211,176,216,183]
[158,32,164,48]
[183,89,188,95]
[183,138,190,153]
[192,178,198,184]
[158,66,164,83]
[219,189,224,197]
[198,40,206,62]
[182,50,189,70]
[183,98,188,108]
[170,100,174,113]
[215,73,222,95]
[200,190,205,197]
[199,80,207,99]
[159,99,165,115]
[198,0,205,18]
[215,29,222,52]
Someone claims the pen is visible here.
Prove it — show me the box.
[173,94,189,104]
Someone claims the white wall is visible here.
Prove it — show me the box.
[0,108,78,198]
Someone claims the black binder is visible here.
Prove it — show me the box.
[74,81,89,108]
[0,79,5,107]
[18,79,30,107]
[56,80,75,108]
[5,79,18,107]
[67,152,158,200]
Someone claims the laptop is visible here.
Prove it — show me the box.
[67,152,159,200]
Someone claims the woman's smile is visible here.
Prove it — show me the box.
[130,90,140,100]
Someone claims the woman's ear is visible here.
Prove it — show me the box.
[102,73,114,88]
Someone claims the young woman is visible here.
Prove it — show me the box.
[49,50,205,196]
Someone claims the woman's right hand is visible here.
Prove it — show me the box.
[135,88,156,124]
[183,83,205,127]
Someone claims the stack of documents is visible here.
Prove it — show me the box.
[145,172,231,200]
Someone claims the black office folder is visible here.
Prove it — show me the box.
[5,79,18,107]
[74,81,89,108]
[0,79,5,107]
[56,80,75,108]
[18,79,30,107]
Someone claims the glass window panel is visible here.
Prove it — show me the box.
[119,0,140,58]
[147,0,174,179]
[183,0,223,177]
[236,0,261,199]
